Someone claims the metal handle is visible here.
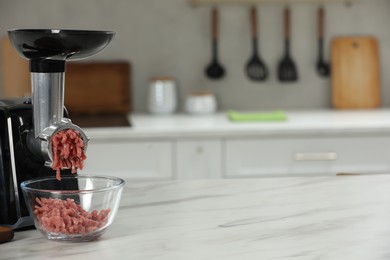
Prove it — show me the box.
[293,152,337,161]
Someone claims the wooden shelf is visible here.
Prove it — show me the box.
[190,0,357,6]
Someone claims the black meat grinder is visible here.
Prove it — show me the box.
[0,29,114,229]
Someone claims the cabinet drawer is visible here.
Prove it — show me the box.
[225,135,390,177]
[83,140,173,179]
[176,140,222,179]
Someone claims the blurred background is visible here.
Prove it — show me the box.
[0,0,388,112]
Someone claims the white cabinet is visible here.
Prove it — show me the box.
[83,140,173,179]
[175,140,222,179]
[84,134,390,179]
[225,135,390,177]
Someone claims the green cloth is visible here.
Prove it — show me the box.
[228,110,287,122]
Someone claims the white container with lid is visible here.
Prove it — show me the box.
[148,77,177,115]
[185,91,217,115]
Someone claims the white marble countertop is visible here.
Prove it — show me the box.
[84,109,390,140]
[3,175,390,259]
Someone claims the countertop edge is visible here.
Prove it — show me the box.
[83,110,390,140]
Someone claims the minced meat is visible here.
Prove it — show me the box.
[51,129,87,180]
[34,197,110,235]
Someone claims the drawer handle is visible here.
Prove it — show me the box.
[293,152,337,161]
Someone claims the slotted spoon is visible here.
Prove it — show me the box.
[246,6,268,81]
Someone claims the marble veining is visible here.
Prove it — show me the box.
[2,175,390,259]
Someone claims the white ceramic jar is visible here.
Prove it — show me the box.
[185,91,217,115]
[148,77,177,115]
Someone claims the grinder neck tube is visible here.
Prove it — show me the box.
[31,72,65,138]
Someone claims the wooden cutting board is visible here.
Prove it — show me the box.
[331,36,381,109]
[1,38,131,115]
[1,37,30,97]
[65,61,131,116]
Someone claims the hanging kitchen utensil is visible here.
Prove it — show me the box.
[246,6,268,81]
[205,7,225,79]
[316,6,330,77]
[277,6,298,82]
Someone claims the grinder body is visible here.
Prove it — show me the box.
[0,99,76,229]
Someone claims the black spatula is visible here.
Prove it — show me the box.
[316,6,330,77]
[277,7,298,82]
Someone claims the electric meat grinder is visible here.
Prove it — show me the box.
[0,29,114,229]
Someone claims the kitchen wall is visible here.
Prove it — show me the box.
[0,0,389,112]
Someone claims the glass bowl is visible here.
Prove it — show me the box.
[21,175,125,242]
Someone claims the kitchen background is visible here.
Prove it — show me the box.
[0,0,388,113]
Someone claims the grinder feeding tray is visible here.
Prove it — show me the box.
[0,29,114,229]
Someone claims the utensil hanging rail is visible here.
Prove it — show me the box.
[190,0,357,6]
